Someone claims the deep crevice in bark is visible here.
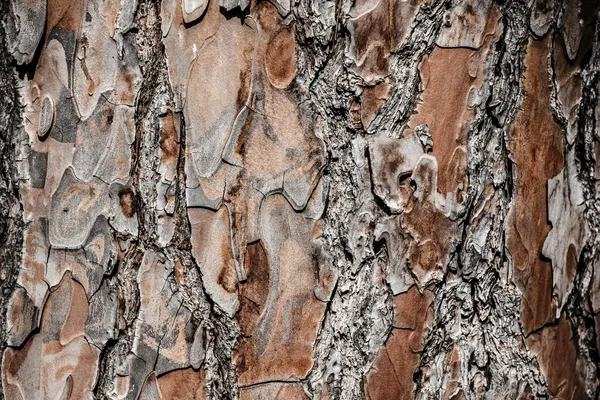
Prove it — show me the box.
[0,2,25,399]
[415,2,548,398]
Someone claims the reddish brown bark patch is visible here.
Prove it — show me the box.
[408,47,476,196]
[365,287,433,399]
[156,368,206,399]
[527,316,586,399]
[160,111,180,160]
[240,382,309,399]
[266,27,297,89]
[407,8,499,196]
[118,187,136,218]
[507,36,564,335]
[360,78,392,130]
[237,241,270,337]
[349,0,424,81]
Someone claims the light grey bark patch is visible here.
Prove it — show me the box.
[48,167,109,249]
[50,87,79,143]
[182,0,209,23]
[374,215,413,295]
[560,0,583,61]
[220,0,250,13]
[367,131,424,214]
[191,106,240,178]
[84,216,117,275]
[190,324,205,369]
[114,0,138,57]
[38,96,54,138]
[530,0,558,38]
[268,0,291,17]
[436,0,492,49]
[139,372,161,400]
[5,286,39,347]
[5,0,47,65]
[86,281,117,347]
[94,106,134,184]
[185,184,226,209]
[542,158,587,317]
[72,94,116,181]
[72,0,121,121]
[47,27,77,84]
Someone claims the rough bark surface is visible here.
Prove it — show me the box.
[0,0,599,399]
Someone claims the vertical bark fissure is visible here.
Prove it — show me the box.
[562,10,600,399]
[93,245,144,398]
[166,107,240,400]
[0,3,25,400]
[93,0,168,396]
[366,0,455,135]
[93,0,240,398]
[294,1,456,398]
[415,1,548,398]
[294,2,384,397]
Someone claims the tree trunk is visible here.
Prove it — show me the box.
[1,0,599,398]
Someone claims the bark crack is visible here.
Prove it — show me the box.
[0,2,25,399]
[415,1,548,398]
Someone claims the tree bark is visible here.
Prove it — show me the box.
[1,0,599,399]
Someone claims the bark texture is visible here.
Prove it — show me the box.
[1,0,599,399]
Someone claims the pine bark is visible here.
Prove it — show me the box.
[1,0,599,399]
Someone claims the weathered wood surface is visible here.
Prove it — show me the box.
[0,0,599,398]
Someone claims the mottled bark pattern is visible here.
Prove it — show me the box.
[0,0,599,399]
